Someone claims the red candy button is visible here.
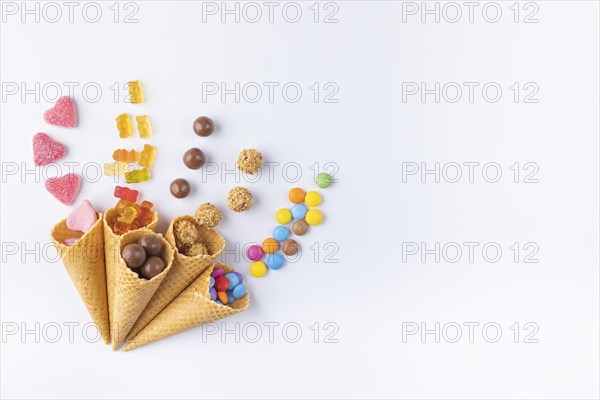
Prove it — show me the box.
[214,276,230,292]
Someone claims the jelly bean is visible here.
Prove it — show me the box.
[250,261,268,278]
[225,272,240,289]
[266,253,284,270]
[273,226,290,242]
[291,204,307,220]
[276,208,292,224]
[247,245,264,261]
[316,172,332,188]
[215,276,230,291]
[210,276,215,288]
[209,287,217,301]
[233,272,243,284]
[211,267,224,278]
[262,238,279,254]
[217,291,228,304]
[288,187,305,204]
[305,209,323,226]
[305,191,322,207]
[232,283,247,299]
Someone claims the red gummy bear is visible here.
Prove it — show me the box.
[45,173,81,205]
[114,186,139,202]
[33,133,67,166]
[43,96,78,128]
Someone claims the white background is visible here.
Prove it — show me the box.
[1,1,599,399]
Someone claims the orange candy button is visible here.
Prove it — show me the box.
[262,237,279,254]
[288,187,305,204]
[217,291,228,304]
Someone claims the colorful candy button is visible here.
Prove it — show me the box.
[291,204,307,220]
[211,267,225,278]
[273,226,290,242]
[305,209,323,226]
[288,187,305,204]
[266,253,284,270]
[276,208,292,224]
[305,191,322,207]
[250,261,268,278]
[316,172,331,188]
[262,238,279,254]
[247,245,264,261]
[215,276,230,291]
[225,272,240,288]
[232,283,247,298]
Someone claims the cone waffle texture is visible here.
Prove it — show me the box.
[50,214,110,344]
[103,208,158,340]
[126,215,226,340]
[124,262,249,351]
[104,224,174,350]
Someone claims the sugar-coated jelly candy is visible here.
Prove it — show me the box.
[232,283,247,299]
[116,114,133,138]
[114,186,139,202]
[250,261,268,278]
[225,273,240,289]
[103,162,132,176]
[128,81,144,104]
[33,133,67,166]
[45,173,81,205]
[273,226,290,242]
[43,96,77,128]
[266,253,284,270]
[139,144,156,168]
[136,115,153,138]
[113,149,139,163]
[125,168,151,183]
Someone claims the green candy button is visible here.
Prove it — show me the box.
[316,172,332,189]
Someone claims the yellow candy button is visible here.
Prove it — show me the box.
[305,191,322,207]
[276,208,292,224]
[250,261,268,278]
[305,209,323,226]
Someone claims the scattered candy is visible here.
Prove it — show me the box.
[33,133,67,166]
[193,116,214,137]
[292,220,309,236]
[305,209,323,226]
[237,149,263,174]
[183,148,206,170]
[305,191,322,207]
[276,208,292,224]
[66,199,98,233]
[43,96,77,128]
[266,253,284,270]
[128,81,144,104]
[288,188,305,204]
[139,144,157,168]
[104,162,132,176]
[114,186,139,202]
[250,261,268,278]
[45,173,81,205]
[316,172,332,188]
[227,186,252,212]
[273,226,290,242]
[247,245,264,261]
[291,203,307,220]
[136,115,152,138]
[282,239,299,256]
[262,238,279,254]
[170,178,191,198]
[195,203,222,227]
[125,168,151,183]
[116,113,133,138]
[113,149,140,163]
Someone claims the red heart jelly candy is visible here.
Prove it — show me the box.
[43,96,78,128]
[45,173,81,205]
[32,133,67,166]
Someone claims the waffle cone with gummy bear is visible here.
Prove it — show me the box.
[123,262,249,351]
[126,215,226,340]
[50,214,110,344]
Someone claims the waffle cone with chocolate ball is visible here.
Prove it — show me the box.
[127,214,225,340]
[50,213,110,344]
[124,262,249,351]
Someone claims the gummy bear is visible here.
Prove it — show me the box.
[115,199,135,212]
[124,168,151,183]
[118,204,139,224]
[104,162,132,176]
[116,114,133,138]
[140,200,154,210]
[113,221,131,235]
[113,149,140,163]
[137,206,154,226]
[136,115,153,138]
[114,186,139,202]
[128,81,144,104]
[139,144,156,168]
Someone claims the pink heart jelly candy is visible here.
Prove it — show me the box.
[32,133,67,166]
[45,173,81,205]
[66,199,98,233]
[43,96,78,128]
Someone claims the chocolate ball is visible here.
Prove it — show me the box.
[170,178,191,198]
[193,116,215,137]
[183,148,206,170]
[282,239,299,256]
[122,244,146,269]
[140,235,162,257]
[140,256,166,279]
[292,220,309,236]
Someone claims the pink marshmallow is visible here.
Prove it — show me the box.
[66,199,98,233]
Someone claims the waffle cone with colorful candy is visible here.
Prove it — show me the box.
[124,262,249,351]
[126,214,225,340]
[50,200,110,344]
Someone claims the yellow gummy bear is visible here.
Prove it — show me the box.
[116,114,132,138]
[128,81,144,104]
[103,162,132,176]
[136,115,153,138]
[139,144,157,168]
[125,168,151,184]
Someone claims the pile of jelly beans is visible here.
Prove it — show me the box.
[209,267,247,305]
[249,186,325,278]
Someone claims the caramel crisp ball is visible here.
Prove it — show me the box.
[184,242,209,257]
[122,244,146,269]
[195,203,222,227]
[237,149,263,174]
[193,116,215,137]
[227,186,253,212]
[174,219,200,248]
[170,178,191,198]
[183,148,206,170]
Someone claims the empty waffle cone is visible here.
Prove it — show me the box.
[123,262,249,351]
[126,215,226,340]
[50,214,110,344]
[106,228,174,350]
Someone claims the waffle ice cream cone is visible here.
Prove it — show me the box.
[124,262,249,351]
[126,215,226,340]
[50,214,110,344]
